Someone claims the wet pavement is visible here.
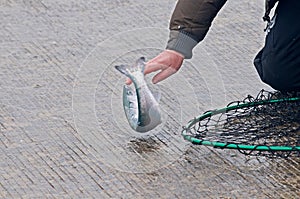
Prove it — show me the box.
[1,0,299,198]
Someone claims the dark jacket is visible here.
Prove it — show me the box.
[264,0,279,22]
[167,0,300,92]
[167,0,278,59]
[166,0,226,58]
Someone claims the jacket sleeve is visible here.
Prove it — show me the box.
[166,0,227,58]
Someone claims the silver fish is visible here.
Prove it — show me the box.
[115,57,162,132]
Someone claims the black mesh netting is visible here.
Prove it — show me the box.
[183,90,300,158]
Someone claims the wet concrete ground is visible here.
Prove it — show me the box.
[1,0,299,198]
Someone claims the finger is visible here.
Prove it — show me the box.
[144,63,166,75]
[125,78,132,85]
[146,52,164,65]
[125,63,166,85]
[152,67,177,84]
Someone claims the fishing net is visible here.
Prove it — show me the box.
[182,90,300,158]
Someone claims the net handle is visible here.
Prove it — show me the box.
[184,136,300,151]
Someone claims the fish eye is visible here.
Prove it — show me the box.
[127,90,133,95]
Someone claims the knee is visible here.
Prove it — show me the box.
[260,54,293,92]
[262,62,297,92]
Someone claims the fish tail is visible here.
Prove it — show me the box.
[134,57,145,74]
[115,57,145,78]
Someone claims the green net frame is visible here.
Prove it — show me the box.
[182,90,300,157]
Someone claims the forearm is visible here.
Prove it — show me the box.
[167,0,227,58]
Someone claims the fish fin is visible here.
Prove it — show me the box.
[152,91,161,103]
[135,105,161,132]
[115,64,131,78]
[135,57,146,74]
[115,57,146,77]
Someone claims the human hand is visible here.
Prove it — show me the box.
[126,50,184,85]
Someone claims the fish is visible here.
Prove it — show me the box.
[115,57,162,133]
